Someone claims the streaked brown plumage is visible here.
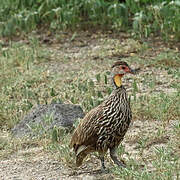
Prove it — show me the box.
[70,61,136,169]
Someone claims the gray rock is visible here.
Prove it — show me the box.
[11,103,84,137]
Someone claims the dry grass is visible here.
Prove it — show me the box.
[0,31,179,179]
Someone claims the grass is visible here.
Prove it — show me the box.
[0,32,180,179]
[0,0,180,41]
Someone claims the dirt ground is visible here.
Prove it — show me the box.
[0,119,178,180]
[0,31,179,180]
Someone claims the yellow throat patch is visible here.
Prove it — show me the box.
[114,74,122,87]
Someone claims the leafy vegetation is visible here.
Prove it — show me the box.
[0,0,180,40]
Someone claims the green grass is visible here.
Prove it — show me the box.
[0,0,180,40]
[0,39,52,128]
[0,33,179,178]
[133,92,180,122]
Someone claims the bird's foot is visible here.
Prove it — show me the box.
[115,159,126,168]
[100,166,109,173]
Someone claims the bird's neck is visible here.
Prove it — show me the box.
[113,74,123,88]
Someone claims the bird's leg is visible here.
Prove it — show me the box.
[100,156,106,170]
[110,147,126,168]
[99,153,106,171]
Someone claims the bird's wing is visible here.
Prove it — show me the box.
[70,104,104,153]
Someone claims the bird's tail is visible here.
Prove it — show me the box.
[76,151,88,167]
[75,145,87,167]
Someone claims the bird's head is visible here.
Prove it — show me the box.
[111,61,136,88]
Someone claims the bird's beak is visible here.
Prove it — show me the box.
[129,68,140,74]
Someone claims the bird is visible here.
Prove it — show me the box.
[70,61,136,170]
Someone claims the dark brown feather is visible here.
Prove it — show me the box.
[70,61,134,167]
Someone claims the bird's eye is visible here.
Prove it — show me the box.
[122,66,126,70]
